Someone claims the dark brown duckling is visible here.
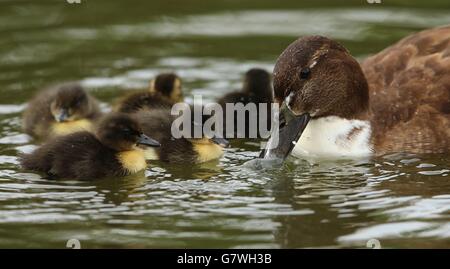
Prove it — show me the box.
[150,73,184,102]
[20,113,160,180]
[115,73,183,113]
[22,82,102,139]
[217,68,273,138]
[133,108,229,164]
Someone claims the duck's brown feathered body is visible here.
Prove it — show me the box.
[362,26,450,154]
[23,83,101,139]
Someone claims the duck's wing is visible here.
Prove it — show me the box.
[361,25,450,154]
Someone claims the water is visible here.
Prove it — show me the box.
[0,0,449,248]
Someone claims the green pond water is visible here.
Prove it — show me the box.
[0,0,449,248]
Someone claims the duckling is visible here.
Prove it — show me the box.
[217,68,273,138]
[20,113,160,180]
[22,83,102,139]
[133,108,229,164]
[115,73,183,113]
[150,73,184,102]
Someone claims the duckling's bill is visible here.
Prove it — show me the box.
[54,108,70,122]
[137,134,161,147]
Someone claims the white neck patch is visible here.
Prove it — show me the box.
[291,116,373,159]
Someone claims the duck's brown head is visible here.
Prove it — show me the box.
[50,84,94,123]
[262,36,369,160]
[149,73,183,103]
[243,68,273,99]
[96,113,160,152]
[274,35,368,119]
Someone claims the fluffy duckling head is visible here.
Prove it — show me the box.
[96,113,160,152]
[50,84,94,123]
[243,68,273,97]
[149,73,183,103]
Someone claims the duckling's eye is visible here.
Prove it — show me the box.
[123,128,139,136]
[299,67,311,79]
[75,97,87,107]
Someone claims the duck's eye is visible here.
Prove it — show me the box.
[299,67,311,79]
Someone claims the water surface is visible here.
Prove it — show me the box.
[0,0,449,248]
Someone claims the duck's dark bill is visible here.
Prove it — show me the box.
[211,137,230,148]
[137,134,161,147]
[259,113,310,160]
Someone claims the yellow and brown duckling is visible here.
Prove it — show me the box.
[133,108,229,164]
[22,83,102,139]
[217,68,273,138]
[115,73,183,113]
[20,113,160,180]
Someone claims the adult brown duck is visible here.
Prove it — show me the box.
[262,25,450,160]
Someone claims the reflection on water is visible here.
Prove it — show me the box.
[117,8,450,39]
[0,0,449,248]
